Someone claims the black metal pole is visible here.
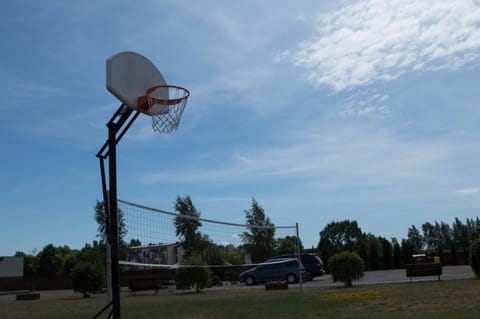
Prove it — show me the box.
[99,157,113,303]
[108,122,121,319]
[99,158,110,235]
[95,105,138,319]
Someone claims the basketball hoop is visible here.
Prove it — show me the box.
[137,85,190,133]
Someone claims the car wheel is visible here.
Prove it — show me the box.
[305,271,313,281]
[245,276,255,286]
[286,273,297,284]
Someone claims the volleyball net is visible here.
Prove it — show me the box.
[118,199,300,269]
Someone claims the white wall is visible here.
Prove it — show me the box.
[0,256,24,278]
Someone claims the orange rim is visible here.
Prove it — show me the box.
[138,85,190,113]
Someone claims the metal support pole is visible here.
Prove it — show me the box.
[108,122,121,319]
[94,104,138,319]
[296,222,304,295]
[99,159,112,303]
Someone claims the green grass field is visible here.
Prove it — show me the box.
[1,279,479,319]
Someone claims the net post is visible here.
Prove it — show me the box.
[296,222,304,295]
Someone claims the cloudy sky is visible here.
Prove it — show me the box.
[1,0,480,255]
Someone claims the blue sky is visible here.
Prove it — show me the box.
[1,0,480,256]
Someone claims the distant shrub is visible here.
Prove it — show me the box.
[72,261,104,298]
[210,275,221,286]
[470,237,480,278]
[328,251,365,287]
[175,257,211,292]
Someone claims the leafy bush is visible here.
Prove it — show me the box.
[175,257,211,292]
[470,237,480,278]
[328,251,365,287]
[210,275,221,286]
[71,261,104,298]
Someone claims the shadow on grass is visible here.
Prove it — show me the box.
[171,290,207,296]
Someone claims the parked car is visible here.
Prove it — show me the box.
[270,253,324,281]
[239,258,306,285]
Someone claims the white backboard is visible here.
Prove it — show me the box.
[106,51,167,110]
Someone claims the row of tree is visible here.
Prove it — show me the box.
[15,240,138,280]
[15,201,137,280]
[406,218,480,261]
[174,196,303,264]
[13,197,295,282]
[317,217,480,272]
[173,196,300,291]
[14,197,480,281]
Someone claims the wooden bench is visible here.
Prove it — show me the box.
[128,278,162,295]
[16,293,40,301]
[405,262,442,281]
[265,281,288,290]
[123,269,174,294]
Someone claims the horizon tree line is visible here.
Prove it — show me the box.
[317,217,480,272]
[13,198,480,278]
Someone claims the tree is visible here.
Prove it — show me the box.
[421,222,437,253]
[392,238,402,269]
[23,245,79,281]
[240,198,276,263]
[407,225,424,252]
[401,239,415,265]
[205,244,226,265]
[77,241,106,267]
[470,237,480,278]
[380,237,392,270]
[175,257,211,292]
[174,195,208,257]
[357,240,368,270]
[437,221,452,262]
[328,251,364,287]
[15,251,38,277]
[128,238,142,247]
[72,261,104,298]
[275,236,303,255]
[367,236,379,271]
[463,217,480,263]
[225,248,244,265]
[37,244,63,279]
[317,220,364,272]
[466,217,480,241]
[94,200,126,242]
[453,217,469,264]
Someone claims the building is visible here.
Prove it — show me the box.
[0,256,24,291]
[127,243,184,266]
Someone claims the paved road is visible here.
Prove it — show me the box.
[302,265,474,287]
[220,265,475,291]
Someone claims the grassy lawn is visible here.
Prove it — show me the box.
[1,279,479,319]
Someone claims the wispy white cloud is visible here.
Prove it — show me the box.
[284,0,480,91]
[337,88,390,118]
[0,77,74,108]
[141,122,451,192]
[147,1,336,114]
[455,187,480,195]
